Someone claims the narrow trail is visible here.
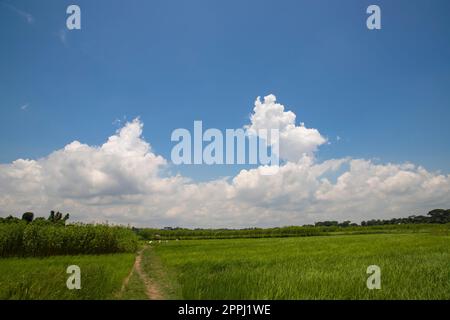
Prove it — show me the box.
[120,247,164,300]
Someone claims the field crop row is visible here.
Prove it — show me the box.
[0,222,139,257]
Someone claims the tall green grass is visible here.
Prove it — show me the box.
[152,232,450,299]
[137,223,450,240]
[0,222,138,257]
[0,253,135,299]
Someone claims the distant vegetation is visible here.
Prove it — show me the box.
[360,209,450,226]
[0,208,448,300]
[1,209,449,254]
[136,209,450,240]
[0,211,138,257]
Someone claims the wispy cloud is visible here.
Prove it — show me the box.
[20,103,29,111]
[1,2,35,24]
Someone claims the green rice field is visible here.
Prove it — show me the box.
[150,232,450,299]
[0,225,448,299]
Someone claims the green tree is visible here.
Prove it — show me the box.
[21,212,34,223]
[48,210,55,222]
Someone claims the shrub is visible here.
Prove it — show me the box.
[21,212,34,223]
[0,223,138,257]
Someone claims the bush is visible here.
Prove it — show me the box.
[21,212,34,223]
[0,222,138,257]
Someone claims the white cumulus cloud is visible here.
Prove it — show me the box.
[246,94,326,162]
[0,95,449,227]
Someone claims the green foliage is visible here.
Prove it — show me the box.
[136,225,326,240]
[136,223,449,241]
[21,212,34,223]
[0,210,138,257]
[0,215,21,224]
[47,210,70,225]
[0,222,138,257]
[0,253,135,299]
[361,209,450,226]
[152,231,450,299]
[136,209,450,241]
[427,209,450,223]
[0,222,26,257]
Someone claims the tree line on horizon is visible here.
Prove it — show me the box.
[141,208,450,231]
[1,209,449,230]
[134,209,450,240]
[315,209,450,227]
[0,210,69,225]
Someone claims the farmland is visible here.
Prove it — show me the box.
[0,215,449,299]
[0,213,144,299]
[0,253,136,299]
[149,227,450,299]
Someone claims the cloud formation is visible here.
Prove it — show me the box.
[246,95,326,162]
[1,96,449,227]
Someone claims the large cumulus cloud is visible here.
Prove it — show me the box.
[0,96,449,227]
[246,94,326,162]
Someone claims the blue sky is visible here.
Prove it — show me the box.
[1,0,450,180]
